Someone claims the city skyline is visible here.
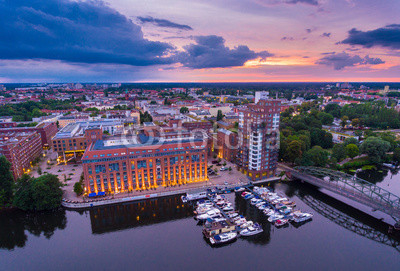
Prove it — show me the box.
[1,0,400,82]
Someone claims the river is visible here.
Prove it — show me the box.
[1,168,400,271]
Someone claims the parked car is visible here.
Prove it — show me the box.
[220,167,228,171]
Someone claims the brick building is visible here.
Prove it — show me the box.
[82,134,208,195]
[0,122,57,148]
[0,131,42,179]
[237,99,281,180]
[215,128,238,162]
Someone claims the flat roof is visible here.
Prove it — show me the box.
[92,135,203,151]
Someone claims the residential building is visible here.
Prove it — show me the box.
[0,131,42,179]
[0,122,58,148]
[237,99,281,180]
[215,128,238,162]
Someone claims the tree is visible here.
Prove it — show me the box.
[285,140,303,164]
[180,107,189,114]
[217,110,223,121]
[0,156,14,207]
[344,137,359,147]
[332,143,346,162]
[318,112,334,125]
[393,148,400,163]
[301,146,329,167]
[324,103,341,118]
[37,166,42,175]
[345,144,359,159]
[14,174,63,211]
[341,116,349,128]
[310,128,333,149]
[351,118,360,127]
[359,136,390,164]
[73,181,84,196]
[164,97,171,105]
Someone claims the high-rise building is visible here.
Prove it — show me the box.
[237,99,281,181]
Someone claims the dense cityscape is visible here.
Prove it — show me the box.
[1,0,400,270]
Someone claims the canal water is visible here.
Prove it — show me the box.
[1,168,400,271]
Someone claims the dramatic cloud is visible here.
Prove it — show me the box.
[137,16,193,31]
[341,24,400,50]
[0,0,174,66]
[321,32,331,38]
[176,35,273,69]
[316,52,384,70]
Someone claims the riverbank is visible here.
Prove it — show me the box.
[62,176,281,209]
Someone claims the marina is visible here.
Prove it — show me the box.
[187,183,314,247]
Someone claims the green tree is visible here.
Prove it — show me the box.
[285,140,303,164]
[341,116,349,128]
[318,112,334,125]
[332,143,346,162]
[180,107,189,114]
[344,137,359,147]
[359,136,390,164]
[0,156,14,207]
[345,144,359,159]
[14,174,63,211]
[393,148,400,163]
[216,110,223,121]
[73,181,84,196]
[301,146,329,167]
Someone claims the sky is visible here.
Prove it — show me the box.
[0,0,399,83]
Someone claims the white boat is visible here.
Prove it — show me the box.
[195,206,214,215]
[264,209,275,216]
[185,191,208,201]
[227,212,239,218]
[209,232,238,245]
[234,187,245,193]
[238,220,254,230]
[223,205,234,212]
[240,224,263,236]
[268,214,284,223]
[234,218,247,226]
[196,209,221,220]
[292,212,313,223]
[275,219,289,227]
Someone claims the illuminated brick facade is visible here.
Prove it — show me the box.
[82,136,208,195]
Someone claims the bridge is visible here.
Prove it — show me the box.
[279,164,400,221]
[296,192,400,252]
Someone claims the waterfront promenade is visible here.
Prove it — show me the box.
[62,162,280,209]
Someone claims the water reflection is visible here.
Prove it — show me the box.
[89,195,193,234]
[235,195,272,245]
[288,182,400,252]
[0,208,67,250]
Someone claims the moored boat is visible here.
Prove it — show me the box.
[209,232,238,245]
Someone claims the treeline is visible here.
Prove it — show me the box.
[325,102,400,129]
[0,156,63,211]
[0,100,82,121]
[280,103,334,166]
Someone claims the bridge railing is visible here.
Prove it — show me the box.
[290,166,400,218]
